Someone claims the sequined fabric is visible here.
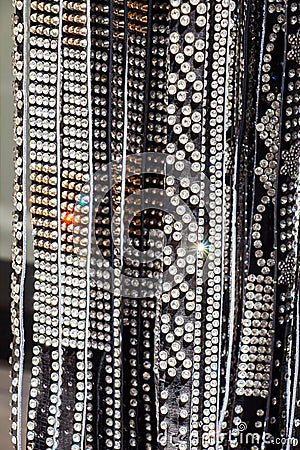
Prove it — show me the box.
[10,0,300,449]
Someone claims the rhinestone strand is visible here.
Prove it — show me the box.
[108,0,127,445]
[268,2,300,445]
[157,0,217,448]
[10,0,29,447]
[201,2,232,448]
[27,0,61,445]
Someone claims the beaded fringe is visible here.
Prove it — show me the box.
[10,0,300,449]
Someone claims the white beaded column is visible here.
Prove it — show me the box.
[189,3,209,448]
[11,0,29,447]
[201,1,232,449]
[26,0,63,447]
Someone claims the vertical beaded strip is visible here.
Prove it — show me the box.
[216,1,244,441]
[11,0,29,447]
[86,0,126,447]
[59,2,94,447]
[120,0,168,447]
[26,1,61,447]
[139,2,169,445]
[122,4,151,446]
[229,0,292,444]
[87,0,113,448]
[201,2,232,449]
[223,0,266,443]
[189,5,209,448]
[24,0,95,447]
[157,1,233,449]
[158,0,208,443]
[108,0,126,446]
[12,0,300,449]
[284,3,300,445]
[269,1,300,446]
